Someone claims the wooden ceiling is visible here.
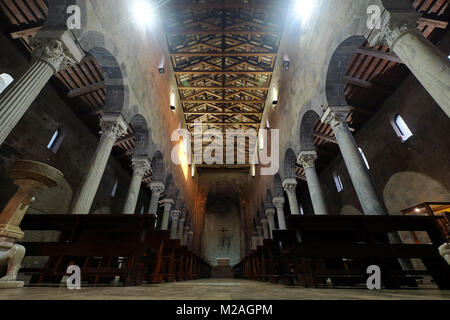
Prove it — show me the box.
[295,0,449,183]
[163,0,283,169]
[0,0,153,185]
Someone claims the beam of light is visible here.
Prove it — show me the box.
[133,0,154,27]
[178,137,189,180]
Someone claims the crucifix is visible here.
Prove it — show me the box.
[218,227,230,247]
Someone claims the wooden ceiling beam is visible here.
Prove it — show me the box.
[314,133,338,144]
[175,70,272,75]
[178,86,269,90]
[354,47,403,64]
[168,30,279,35]
[67,81,106,98]
[185,111,262,115]
[171,52,277,57]
[181,100,265,104]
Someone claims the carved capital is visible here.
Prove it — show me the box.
[150,181,165,194]
[265,208,276,218]
[297,151,318,169]
[368,10,420,48]
[100,113,128,141]
[321,106,350,127]
[131,156,151,178]
[171,210,181,219]
[30,30,84,73]
[273,196,285,209]
[162,198,174,208]
[282,178,297,194]
[261,218,268,225]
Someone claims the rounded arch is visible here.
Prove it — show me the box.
[283,148,297,180]
[78,31,128,114]
[325,35,366,106]
[129,114,149,156]
[383,171,450,215]
[299,109,321,152]
[151,151,165,182]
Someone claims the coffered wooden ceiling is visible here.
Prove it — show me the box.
[163,0,284,169]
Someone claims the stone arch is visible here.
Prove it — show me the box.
[265,189,274,209]
[325,35,366,106]
[283,148,297,180]
[78,31,128,114]
[383,171,450,215]
[151,151,165,182]
[299,109,321,152]
[340,205,363,216]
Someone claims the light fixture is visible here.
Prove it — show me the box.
[170,105,176,111]
[294,0,315,26]
[415,208,421,213]
[272,100,278,106]
[133,0,154,27]
[283,54,290,70]
[251,165,256,178]
[158,67,165,74]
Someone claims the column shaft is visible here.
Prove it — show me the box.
[123,171,144,214]
[0,60,53,145]
[393,30,450,117]
[170,215,179,239]
[161,199,174,230]
[333,121,386,215]
[273,197,287,230]
[304,167,328,215]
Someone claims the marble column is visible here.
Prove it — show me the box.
[261,219,269,240]
[369,9,450,117]
[170,210,181,239]
[160,199,174,230]
[298,151,328,215]
[187,231,194,250]
[0,31,84,145]
[123,156,151,214]
[322,107,386,215]
[148,181,165,215]
[265,208,276,239]
[71,113,128,214]
[282,178,301,215]
[273,197,287,230]
[182,226,189,246]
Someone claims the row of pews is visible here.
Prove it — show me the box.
[18,214,211,286]
[234,215,450,289]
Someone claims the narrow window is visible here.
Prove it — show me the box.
[140,205,145,214]
[47,129,65,153]
[0,73,13,94]
[299,204,305,215]
[333,171,344,193]
[358,147,370,170]
[111,178,119,198]
[392,114,413,142]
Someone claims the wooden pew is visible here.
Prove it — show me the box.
[274,215,450,289]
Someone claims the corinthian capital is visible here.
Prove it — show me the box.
[368,9,420,48]
[297,151,318,169]
[282,178,297,193]
[321,106,350,127]
[31,31,84,73]
[171,210,181,219]
[265,208,276,218]
[131,156,151,177]
[100,113,128,141]
[150,181,165,194]
[273,196,285,208]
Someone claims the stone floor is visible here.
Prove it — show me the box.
[0,279,449,300]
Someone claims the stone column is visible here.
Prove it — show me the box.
[182,226,189,246]
[282,178,301,215]
[298,151,328,215]
[265,208,276,239]
[256,225,264,246]
[148,181,165,215]
[160,199,174,230]
[322,107,386,215]
[71,113,128,214]
[123,156,151,214]
[187,231,194,250]
[170,210,181,239]
[0,160,62,288]
[261,219,269,240]
[369,9,450,117]
[0,31,84,145]
[273,197,287,230]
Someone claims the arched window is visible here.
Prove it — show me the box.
[299,204,305,215]
[333,171,344,193]
[111,178,119,198]
[358,147,370,170]
[47,129,65,153]
[0,73,13,94]
[392,114,413,142]
[140,205,145,214]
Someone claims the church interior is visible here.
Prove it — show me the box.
[0,0,449,301]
